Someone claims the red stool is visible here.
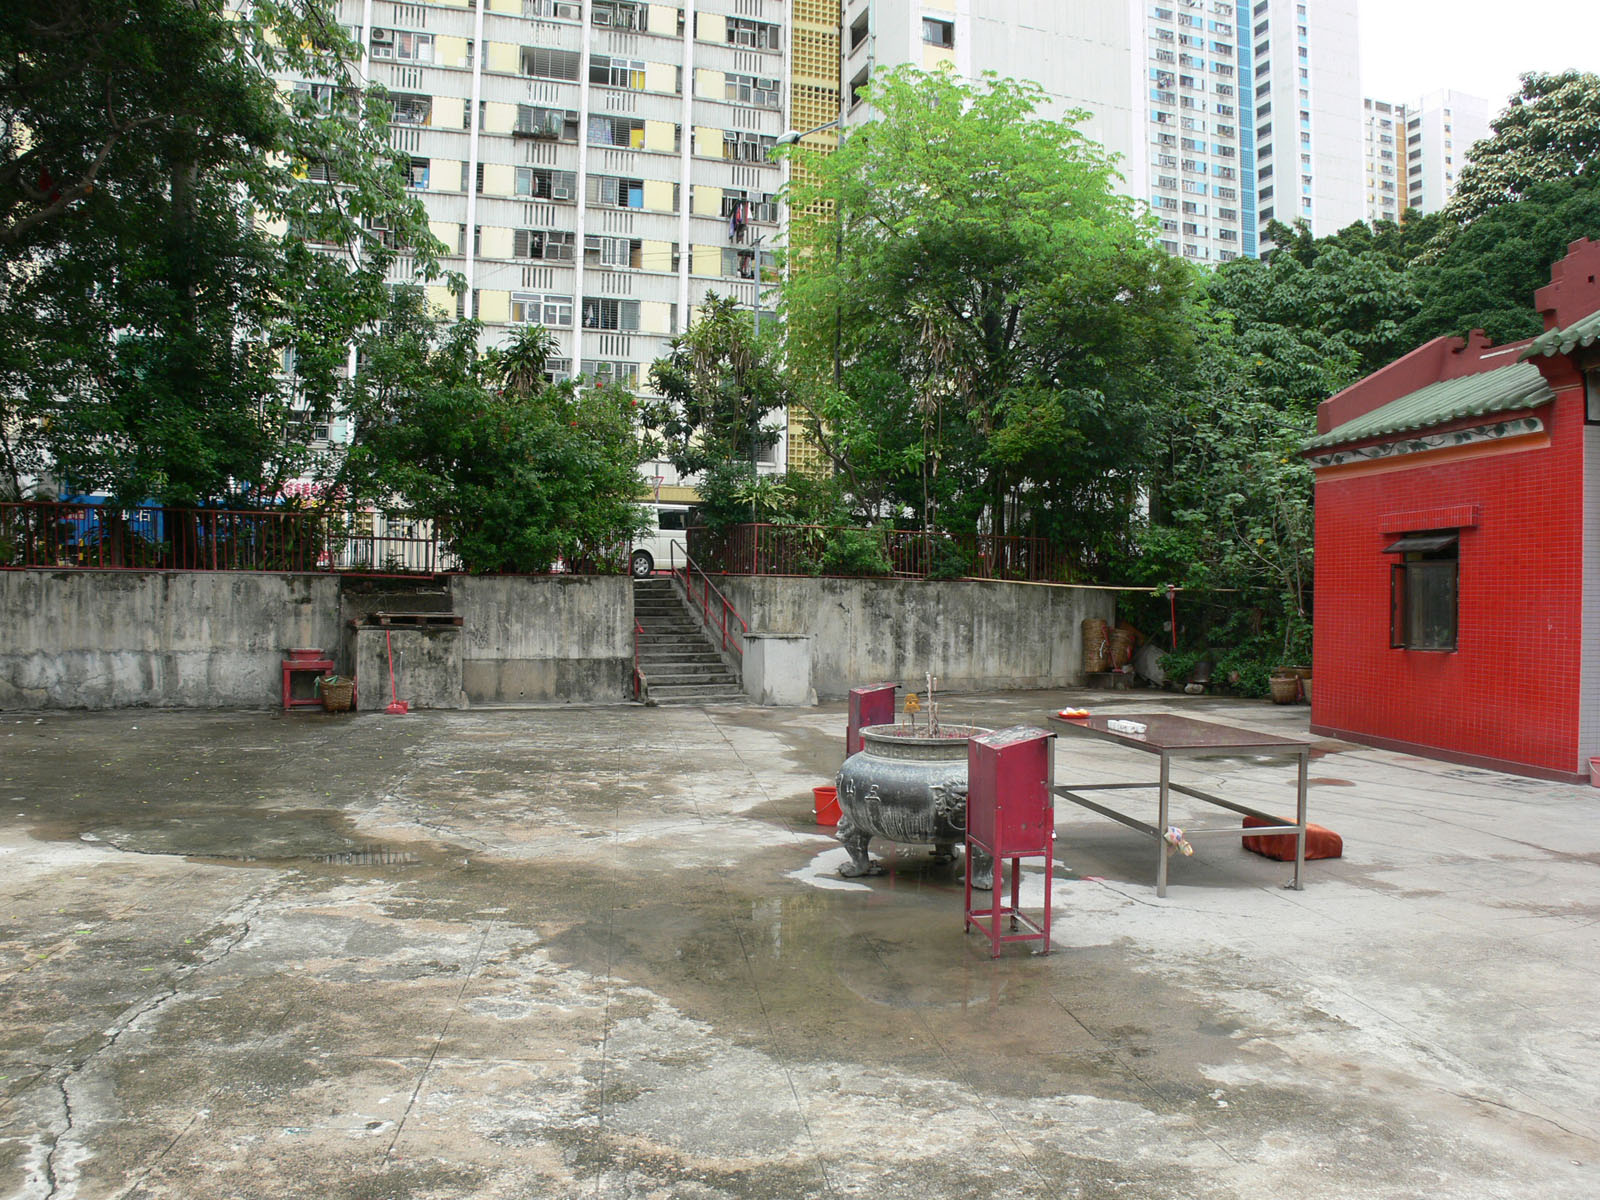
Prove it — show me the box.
[282,651,334,709]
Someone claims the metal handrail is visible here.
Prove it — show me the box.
[632,616,648,702]
[669,540,749,657]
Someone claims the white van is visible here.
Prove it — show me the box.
[630,504,695,577]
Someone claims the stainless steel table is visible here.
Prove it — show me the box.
[1048,713,1311,897]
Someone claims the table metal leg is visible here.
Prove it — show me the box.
[1157,752,1170,898]
[1293,750,1308,891]
[1009,857,1021,931]
[990,856,1003,958]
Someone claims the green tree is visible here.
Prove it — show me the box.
[642,292,786,478]
[781,67,1193,571]
[1227,220,1419,376]
[340,291,648,574]
[642,292,788,536]
[1446,71,1600,225]
[1140,305,1318,689]
[0,0,443,505]
[1409,165,1600,345]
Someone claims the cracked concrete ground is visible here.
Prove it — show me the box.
[0,689,1596,1199]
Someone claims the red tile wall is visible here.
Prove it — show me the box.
[1312,398,1583,775]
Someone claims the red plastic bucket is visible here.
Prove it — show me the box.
[813,786,840,826]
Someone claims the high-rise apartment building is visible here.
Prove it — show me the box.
[298,0,799,496]
[839,1,1140,166]
[1403,88,1490,215]
[1359,89,1492,225]
[1247,0,1363,244]
[1362,96,1407,225]
[1141,0,1253,263]
[783,0,841,479]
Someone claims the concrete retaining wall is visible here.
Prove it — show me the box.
[715,576,1116,699]
[0,570,343,709]
[455,575,632,705]
[0,569,1105,709]
[0,570,634,710]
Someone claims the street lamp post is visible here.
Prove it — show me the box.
[773,117,843,149]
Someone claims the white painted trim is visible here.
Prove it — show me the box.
[463,0,487,318]
[574,0,597,352]
[677,0,696,331]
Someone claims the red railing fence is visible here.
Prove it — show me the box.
[0,501,618,576]
[685,523,1072,583]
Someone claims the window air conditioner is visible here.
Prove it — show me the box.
[370,28,393,42]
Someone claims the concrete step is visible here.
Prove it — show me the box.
[649,678,741,692]
[638,649,728,664]
[636,630,713,649]
[640,664,737,681]
[648,683,746,703]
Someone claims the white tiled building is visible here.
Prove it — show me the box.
[1362,96,1407,225]
[839,0,1141,171]
[1246,0,1364,246]
[1403,88,1490,216]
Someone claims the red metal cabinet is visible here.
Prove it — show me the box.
[964,726,1055,957]
[847,683,898,757]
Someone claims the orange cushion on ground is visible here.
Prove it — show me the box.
[1241,815,1343,861]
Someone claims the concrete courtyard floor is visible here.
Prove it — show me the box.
[1,689,1597,1200]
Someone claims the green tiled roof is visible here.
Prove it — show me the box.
[1304,361,1554,452]
[1522,309,1600,359]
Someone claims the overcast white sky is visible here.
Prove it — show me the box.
[1358,0,1599,111]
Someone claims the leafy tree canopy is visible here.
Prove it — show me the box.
[642,292,785,480]
[339,297,648,574]
[1214,219,1417,379]
[1446,71,1600,225]
[1409,164,1600,344]
[0,0,444,504]
[780,66,1193,572]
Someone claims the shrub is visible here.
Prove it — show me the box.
[820,528,892,576]
[926,535,972,581]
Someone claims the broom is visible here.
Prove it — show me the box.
[384,630,409,715]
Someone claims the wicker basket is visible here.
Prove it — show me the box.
[1081,618,1110,673]
[1268,673,1301,705]
[318,675,355,713]
[1109,626,1136,669]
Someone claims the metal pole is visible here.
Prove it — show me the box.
[1157,752,1171,898]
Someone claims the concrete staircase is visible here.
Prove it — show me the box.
[633,577,744,705]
